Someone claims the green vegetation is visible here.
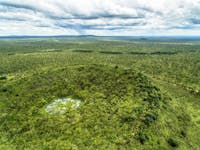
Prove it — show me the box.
[0,37,199,149]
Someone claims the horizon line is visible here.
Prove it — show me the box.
[1,35,200,38]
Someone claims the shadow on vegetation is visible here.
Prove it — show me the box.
[129,51,177,55]
[73,49,93,53]
[72,49,177,55]
[99,51,123,54]
[0,76,7,80]
[7,53,16,55]
[46,49,63,52]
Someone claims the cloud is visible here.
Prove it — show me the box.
[0,0,200,36]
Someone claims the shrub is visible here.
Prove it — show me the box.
[143,113,158,126]
[0,76,7,80]
[1,87,7,92]
[137,132,149,144]
[167,138,179,148]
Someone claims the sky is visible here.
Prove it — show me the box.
[0,0,200,36]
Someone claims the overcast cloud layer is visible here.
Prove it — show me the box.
[1,0,200,36]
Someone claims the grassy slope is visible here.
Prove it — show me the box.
[152,77,200,149]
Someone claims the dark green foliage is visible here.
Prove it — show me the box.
[73,49,93,53]
[167,138,179,148]
[137,132,149,144]
[129,51,177,55]
[129,52,147,55]
[180,130,187,137]
[0,65,165,149]
[143,113,158,126]
[1,87,7,92]
[150,51,177,55]
[99,51,177,55]
[0,76,7,80]
[99,51,123,54]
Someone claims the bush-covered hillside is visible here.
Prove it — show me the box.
[0,65,193,149]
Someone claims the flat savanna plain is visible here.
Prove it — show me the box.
[0,37,199,149]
